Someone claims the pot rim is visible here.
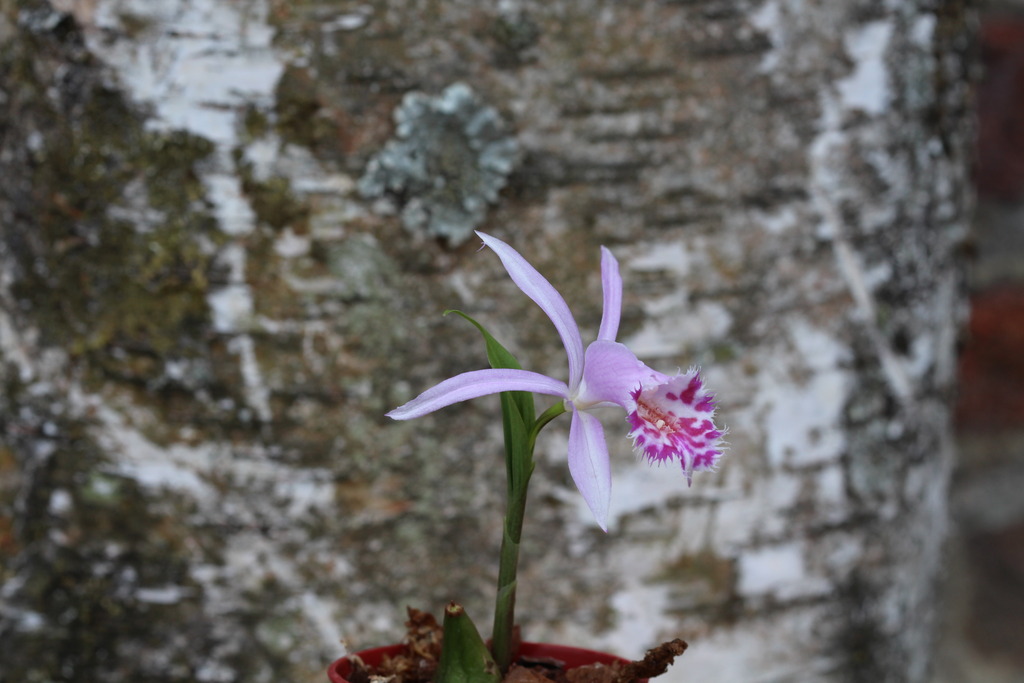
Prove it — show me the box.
[327,641,631,683]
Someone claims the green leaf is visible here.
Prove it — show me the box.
[445,310,535,425]
[445,310,543,675]
[435,603,502,683]
[501,390,535,499]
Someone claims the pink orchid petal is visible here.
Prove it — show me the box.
[476,232,585,393]
[576,340,664,408]
[597,246,622,342]
[568,407,612,531]
[387,368,569,420]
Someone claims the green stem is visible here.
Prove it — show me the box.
[491,401,567,673]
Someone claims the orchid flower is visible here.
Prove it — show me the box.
[388,231,724,530]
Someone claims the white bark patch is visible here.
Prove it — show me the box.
[628,241,693,277]
[81,0,288,422]
[749,0,783,73]
[204,174,257,236]
[753,317,851,469]
[0,261,37,383]
[208,285,254,334]
[85,0,283,144]
[809,26,914,406]
[837,21,894,116]
[624,300,733,358]
[0,302,35,383]
[738,542,804,595]
[228,335,273,423]
[606,461,700,521]
[84,395,346,653]
[607,578,677,658]
[737,541,831,602]
[47,489,74,516]
[682,609,838,683]
[135,585,194,605]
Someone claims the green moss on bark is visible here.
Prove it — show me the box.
[1,12,221,382]
[235,154,311,232]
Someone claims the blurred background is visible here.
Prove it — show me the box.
[0,1,1019,682]
[938,2,1024,681]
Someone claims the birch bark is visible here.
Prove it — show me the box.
[0,1,972,682]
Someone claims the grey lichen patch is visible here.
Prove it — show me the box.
[358,83,520,245]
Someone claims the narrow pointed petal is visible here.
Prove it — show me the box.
[576,340,664,409]
[567,408,612,531]
[597,246,622,342]
[476,232,585,392]
[387,368,569,420]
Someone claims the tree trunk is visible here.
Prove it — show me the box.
[0,1,972,682]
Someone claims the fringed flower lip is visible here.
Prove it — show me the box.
[388,231,726,530]
[626,368,725,485]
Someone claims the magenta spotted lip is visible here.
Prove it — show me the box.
[627,370,724,485]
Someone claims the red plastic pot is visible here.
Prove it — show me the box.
[328,641,631,683]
